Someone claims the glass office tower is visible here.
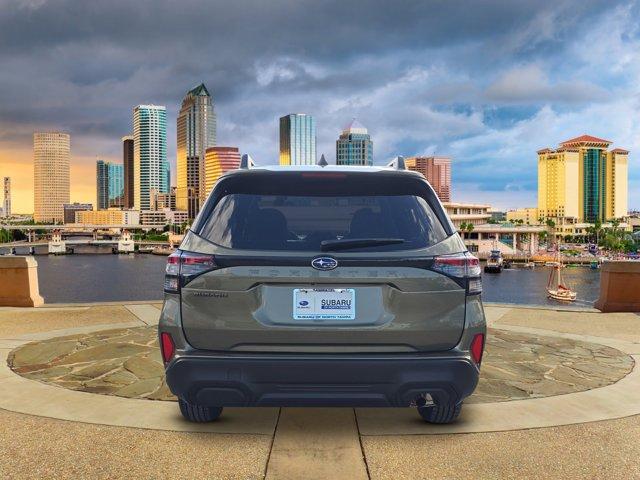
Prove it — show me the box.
[133,105,168,211]
[336,119,373,166]
[279,114,316,165]
[176,83,216,218]
[97,161,124,209]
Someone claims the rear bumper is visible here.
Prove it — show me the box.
[165,353,480,407]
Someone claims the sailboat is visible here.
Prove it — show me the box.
[547,253,577,302]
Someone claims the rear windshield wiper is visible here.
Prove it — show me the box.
[320,238,405,251]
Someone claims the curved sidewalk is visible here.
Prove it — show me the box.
[0,303,639,435]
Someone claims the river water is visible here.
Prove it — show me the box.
[11,249,600,308]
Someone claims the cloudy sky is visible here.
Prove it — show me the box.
[1,0,639,213]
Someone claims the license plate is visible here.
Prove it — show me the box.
[293,288,356,320]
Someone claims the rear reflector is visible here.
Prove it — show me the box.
[160,332,175,364]
[470,333,485,365]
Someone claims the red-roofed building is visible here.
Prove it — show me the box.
[559,134,612,147]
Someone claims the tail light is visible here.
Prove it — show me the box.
[164,250,216,293]
[470,333,485,365]
[431,252,482,295]
[160,332,175,364]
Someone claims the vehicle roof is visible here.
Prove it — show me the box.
[224,164,423,176]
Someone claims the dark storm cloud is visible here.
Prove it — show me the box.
[1,0,638,209]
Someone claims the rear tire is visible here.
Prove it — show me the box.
[417,402,462,424]
[178,398,223,422]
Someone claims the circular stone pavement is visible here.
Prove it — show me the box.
[7,327,634,404]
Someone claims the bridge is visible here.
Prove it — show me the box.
[1,229,184,254]
[0,224,161,230]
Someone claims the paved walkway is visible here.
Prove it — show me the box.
[0,302,639,479]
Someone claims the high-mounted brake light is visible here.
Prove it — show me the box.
[470,333,485,365]
[300,173,347,179]
[431,252,482,295]
[164,251,216,293]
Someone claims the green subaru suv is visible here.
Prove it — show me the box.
[159,157,486,424]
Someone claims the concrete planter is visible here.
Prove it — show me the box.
[0,256,44,307]
[595,261,640,312]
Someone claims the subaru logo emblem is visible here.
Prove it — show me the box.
[311,257,338,271]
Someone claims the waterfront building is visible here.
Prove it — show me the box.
[204,146,241,194]
[442,202,491,228]
[506,207,540,225]
[176,83,216,219]
[443,202,543,255]
[279,114,316,165]
[63,203,92,224]
[336,119,373,166]
[537,135,628,223]
[140,209,189,227]
[152,187,176,211]
[2,177,10,217]
[133,105,169,212]
[75,208,140,226]
[97,161,125,209]
[406,156,451,202]
[33,132,70,223]
[122,135,134,208]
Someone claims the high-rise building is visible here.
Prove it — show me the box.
[2,177,10,218]
[63,202,92,224]
[405,156,452,202]
[151,187,176,211]
[122,135,134,208]
[176,83,216,219]
[204,147,241,194]
[96,160,109,210]
[108,163,124,208]
[97,161,124,209]
[336,119,373,166]
[279,114,316,165]
[133,105,168,211]
[33,132,70,223]
[537,135,628,223]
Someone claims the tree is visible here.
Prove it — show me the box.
[539,230,548,244]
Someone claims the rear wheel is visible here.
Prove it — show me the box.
[417,402,462,424]
[178,398,223,422]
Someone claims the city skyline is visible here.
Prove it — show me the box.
[1,1,640,212]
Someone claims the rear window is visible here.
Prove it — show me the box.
[198,193,448,252]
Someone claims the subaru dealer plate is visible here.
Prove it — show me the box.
[293,288,356,320]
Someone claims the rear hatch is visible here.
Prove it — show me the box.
[170,169,475,353]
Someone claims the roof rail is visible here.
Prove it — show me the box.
[239,154,255,169]
[387,156,406,170]
[317,154,328,167]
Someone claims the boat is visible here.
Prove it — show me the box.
[590,260,600,269]
[547,256,577,302]
[484,250,503,273]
